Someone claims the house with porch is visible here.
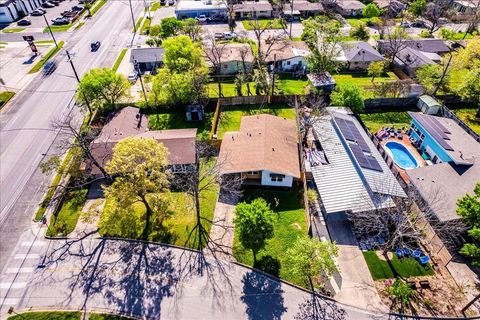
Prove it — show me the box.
[406,112,480,223]
[89,107,196,175]
[218,114,300,188]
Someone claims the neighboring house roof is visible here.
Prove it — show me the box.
[373,0,406,10]
[453,0,480,8]
[283,0,324,12]
[339,41,384,63]
[175,0,227,11]
[336,0,365,10]
[377,39,450,54]
[406,113,480,222]
[233,1,272,12]
[218,114,300,178]
[394,46,436,69]
[264,40,310,62]
[204,43,254,65]
[130,47,165,64]
[310,108,406,215]
[90,107,196,175]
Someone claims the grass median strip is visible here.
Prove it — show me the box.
[2,28,25,33]
[112,48,127,72]
[44,24,72,33]
[140,17,152,35]
[0,91,15,110]
[134,17,143,33]
[28,41,64,74]
[90,0,108,16]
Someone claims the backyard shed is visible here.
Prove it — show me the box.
[417,95,441,115]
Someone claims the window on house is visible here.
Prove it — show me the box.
[224,64,228,69]
[247,171,259,175]
[287,61,291,65]
[270,173,285,182]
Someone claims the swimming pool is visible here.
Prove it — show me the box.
[384,141,419,170]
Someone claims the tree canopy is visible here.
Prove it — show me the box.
[350,22,370,41]
[234,198,275,263]
[102,137,171,240]
[331,84,365,113]
[362,3,381,18]
[77,68,130,113]
[285,237,339,289]
[163,35,204,73]
[457,183,480,266]
[407,0,427,17]
[368,61,385,82]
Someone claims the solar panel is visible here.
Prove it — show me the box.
[348,143,383,172]
[411,113,454,151]
[334,117,371,152]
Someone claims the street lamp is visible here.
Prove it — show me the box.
[42,13,59,49]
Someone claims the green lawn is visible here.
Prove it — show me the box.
[140,16,152,34]
[148,2,160,11]
[242,19,285,30]
[44,24,72,32]
[29,40,65,74]
[0,91,15,110]
[207,82,255,98]
[134,17,143,32]
[99,159,219,248]
[46,188,88,237]
[217,104,296,139]
[452,108,480,135]
[233,185,308,286]
[8,312,133,320]
[333,71,398,90]
[363,251,434,280]
[112,48,127,72]
[148,109,213,140]
[2,28,25,33]
[346,17,381,28]
[358,111,412,133]
[276,76,309,95]
[8,312,81,320]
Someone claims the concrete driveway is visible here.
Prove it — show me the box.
[3,238,384,319]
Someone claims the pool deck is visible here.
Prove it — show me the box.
[379,132,426,184]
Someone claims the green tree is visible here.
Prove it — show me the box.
[386,279,417,311]
[439,27,456,40]
[362,3,381,18]
[253,67,269,95]
[234,198,275,263]
[76,68,130,114]
[163,35,204,73]
[408,0,427,17]
[367,61,385,82]
[457,183,480,266]
[331,84,365,113]
[159,17,184,38]
[84,2,92,16]
[455,69,480,108]
[349,22,370,41]
[102,137,171,240]
[182,18,202,41]
[235,73,246,96]
[415,64,448,94]
[285,237,338,290]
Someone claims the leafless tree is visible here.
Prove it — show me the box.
[238,44,254,96]
[171,141,243,254]
[463,0,480,36]
[220,0,236,32]
[382,26,410,67]
[297,94,329,146]
[203,35,228,98]
[424,1,449,35]
[373,79,414,98]
[247,18,287,68]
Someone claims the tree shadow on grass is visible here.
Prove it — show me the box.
[241,270,287,320]
[254,255,281,278]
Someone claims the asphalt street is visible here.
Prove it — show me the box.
[0,0,143,276]
[10,238,383,319]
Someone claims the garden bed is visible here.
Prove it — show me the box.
[46,188,88,237]
[233,184,309,286]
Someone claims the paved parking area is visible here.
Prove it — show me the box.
[151,5,175,25]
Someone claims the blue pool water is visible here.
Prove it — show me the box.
[384,141,419,170]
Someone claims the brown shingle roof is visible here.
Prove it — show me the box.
[218,114,300,178]
[263,40,310,62]
[204,43,254,64]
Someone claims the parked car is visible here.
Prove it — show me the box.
[30,9,46,16]
[51,0,61,5]
[71,5,83,11]
[127,71,139,82]
[168,0,174,5]
[52,17,69,25]
[17,19,32,26]
[214,32,223,40]
[400,21,411,28]
[223,31,237,40]
[43,60,57,75]
[196,15,209,23]
[411,20,426,28]
[160,0,165,5]
[42,2,55,8]
[90,41,101,51]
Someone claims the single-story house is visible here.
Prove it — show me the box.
[175,0,227,19]
[130,47,165,73]
[283,0,324,18]
[204,43,254,75]
[0,0,44,23]
[308,108,407,219]
[372,0,406,16]
[406,112,480,223]
[377,39,451,56]
[233,1,272,19]
[336,41,384,70]
[335,0,365,17]
[89,107,196,175]
[218,114,301,188]
[264,40,310,73]
[451,0,479,13]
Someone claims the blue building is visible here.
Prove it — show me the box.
[175,0,227,19]
[406,112,480,222]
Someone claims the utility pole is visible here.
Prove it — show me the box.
[129,0,137,33]
[289,0,293,39]
[66,50,93,116]
[271,54,276,96]
[42,13,59,48]
[134,60,149,108]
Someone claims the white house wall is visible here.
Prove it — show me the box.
[261,170,294,187]
[280,56,306,71]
